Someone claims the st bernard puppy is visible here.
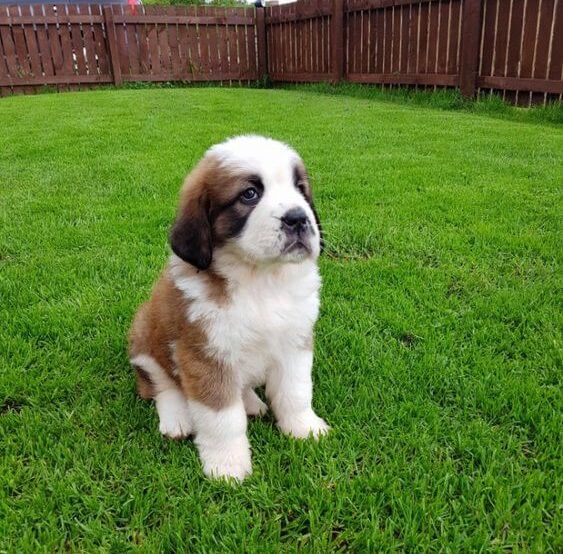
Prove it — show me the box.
[128,135,329,481]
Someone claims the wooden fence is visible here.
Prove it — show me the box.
[266,0,563,104]
[0,0,561,103]
[0,3,265,94]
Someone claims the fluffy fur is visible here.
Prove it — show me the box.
[129,135,329,480]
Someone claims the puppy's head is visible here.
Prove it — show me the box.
[170,136,322,270]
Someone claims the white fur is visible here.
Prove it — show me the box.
[190,399,252,481]
[131,354,192,438]
[209,135,321,265]
[243,388,268,417]
[168,136,329,480]
[155,389,192,439]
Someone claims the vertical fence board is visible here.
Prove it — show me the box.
[112,5,129,77]
[436,1,449,73]
[21,6,42,79]
[427,1,438,75]
[459,0,483,97]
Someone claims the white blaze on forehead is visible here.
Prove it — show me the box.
[206,135,301,181]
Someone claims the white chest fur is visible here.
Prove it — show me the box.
[170,255,321,387]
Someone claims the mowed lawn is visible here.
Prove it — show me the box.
[1,87,561,552]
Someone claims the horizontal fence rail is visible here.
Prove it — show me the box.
[0,0,561,104]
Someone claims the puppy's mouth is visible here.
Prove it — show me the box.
[281,239,311,255]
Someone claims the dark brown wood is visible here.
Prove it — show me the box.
[56,4,74,77]
[417,2,429,74]
[112,5,129,77]
[157,6,172,75]
[146,10,160,75]
[168,7,181,79]
[1,0,560,100]
[406,2,416,74]
[72,5,89,76]
[121,71,256,83]
[137,7,150,74]
[399,4,409,73]
[0,14,104,24]
[20,6,42,78]
[346,0,434,13]
[478,75,563,94]
[447,0,461,74]
[436,1,449,74]
[492,0,509,78]
[34,4,54,78]
[375,7,384,73]
[237,9,248,77]
[113,14,253,25]
[534,0,554,80]
[270,71,334,81]
[91,5,110,76]
[332,0,344,80]
[267,3,332,23]
[348,70,458,85]
[0,73,113,86]
[547,0,562,82]
[256,6,267,78]
[392,4,401,75]
[102,5,122,84]
[80,5,97,76]
[11,5,32,81]
[459,0,483,97]
[505,0,525,78]
[44,5,63,76]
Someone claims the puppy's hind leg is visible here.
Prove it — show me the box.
[130,354,192,439]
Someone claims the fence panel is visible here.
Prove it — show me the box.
[477,0,563,105]
[0,3,112,93]
[344,0,462,86]
[266,0,333,81]
[0,3,260,93]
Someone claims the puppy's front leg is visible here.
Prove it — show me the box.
[190,397,252,481]
[267,349,329,439]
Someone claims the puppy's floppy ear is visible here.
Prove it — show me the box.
[170,193,213,270]
[295,164,324,253]
[309,202,324,253]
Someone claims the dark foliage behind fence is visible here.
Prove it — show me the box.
[0,0,561,104]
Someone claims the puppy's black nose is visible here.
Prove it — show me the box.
[281,207,309,233]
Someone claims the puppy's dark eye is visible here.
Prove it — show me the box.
[240,187,259,204]
[296,182,307,195]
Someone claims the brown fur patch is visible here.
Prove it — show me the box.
[129,269,234,410]
[170,157,265,269]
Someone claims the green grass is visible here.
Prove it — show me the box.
[1,87,562,552]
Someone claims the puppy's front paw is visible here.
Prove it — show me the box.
[243,389,268,417]
[199,440,252,482]
[278,410,330,440]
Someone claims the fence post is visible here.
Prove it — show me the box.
[256,6,268,81]
[331,0,344,82]
[459,0,483,98]
[102,6,122,86]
